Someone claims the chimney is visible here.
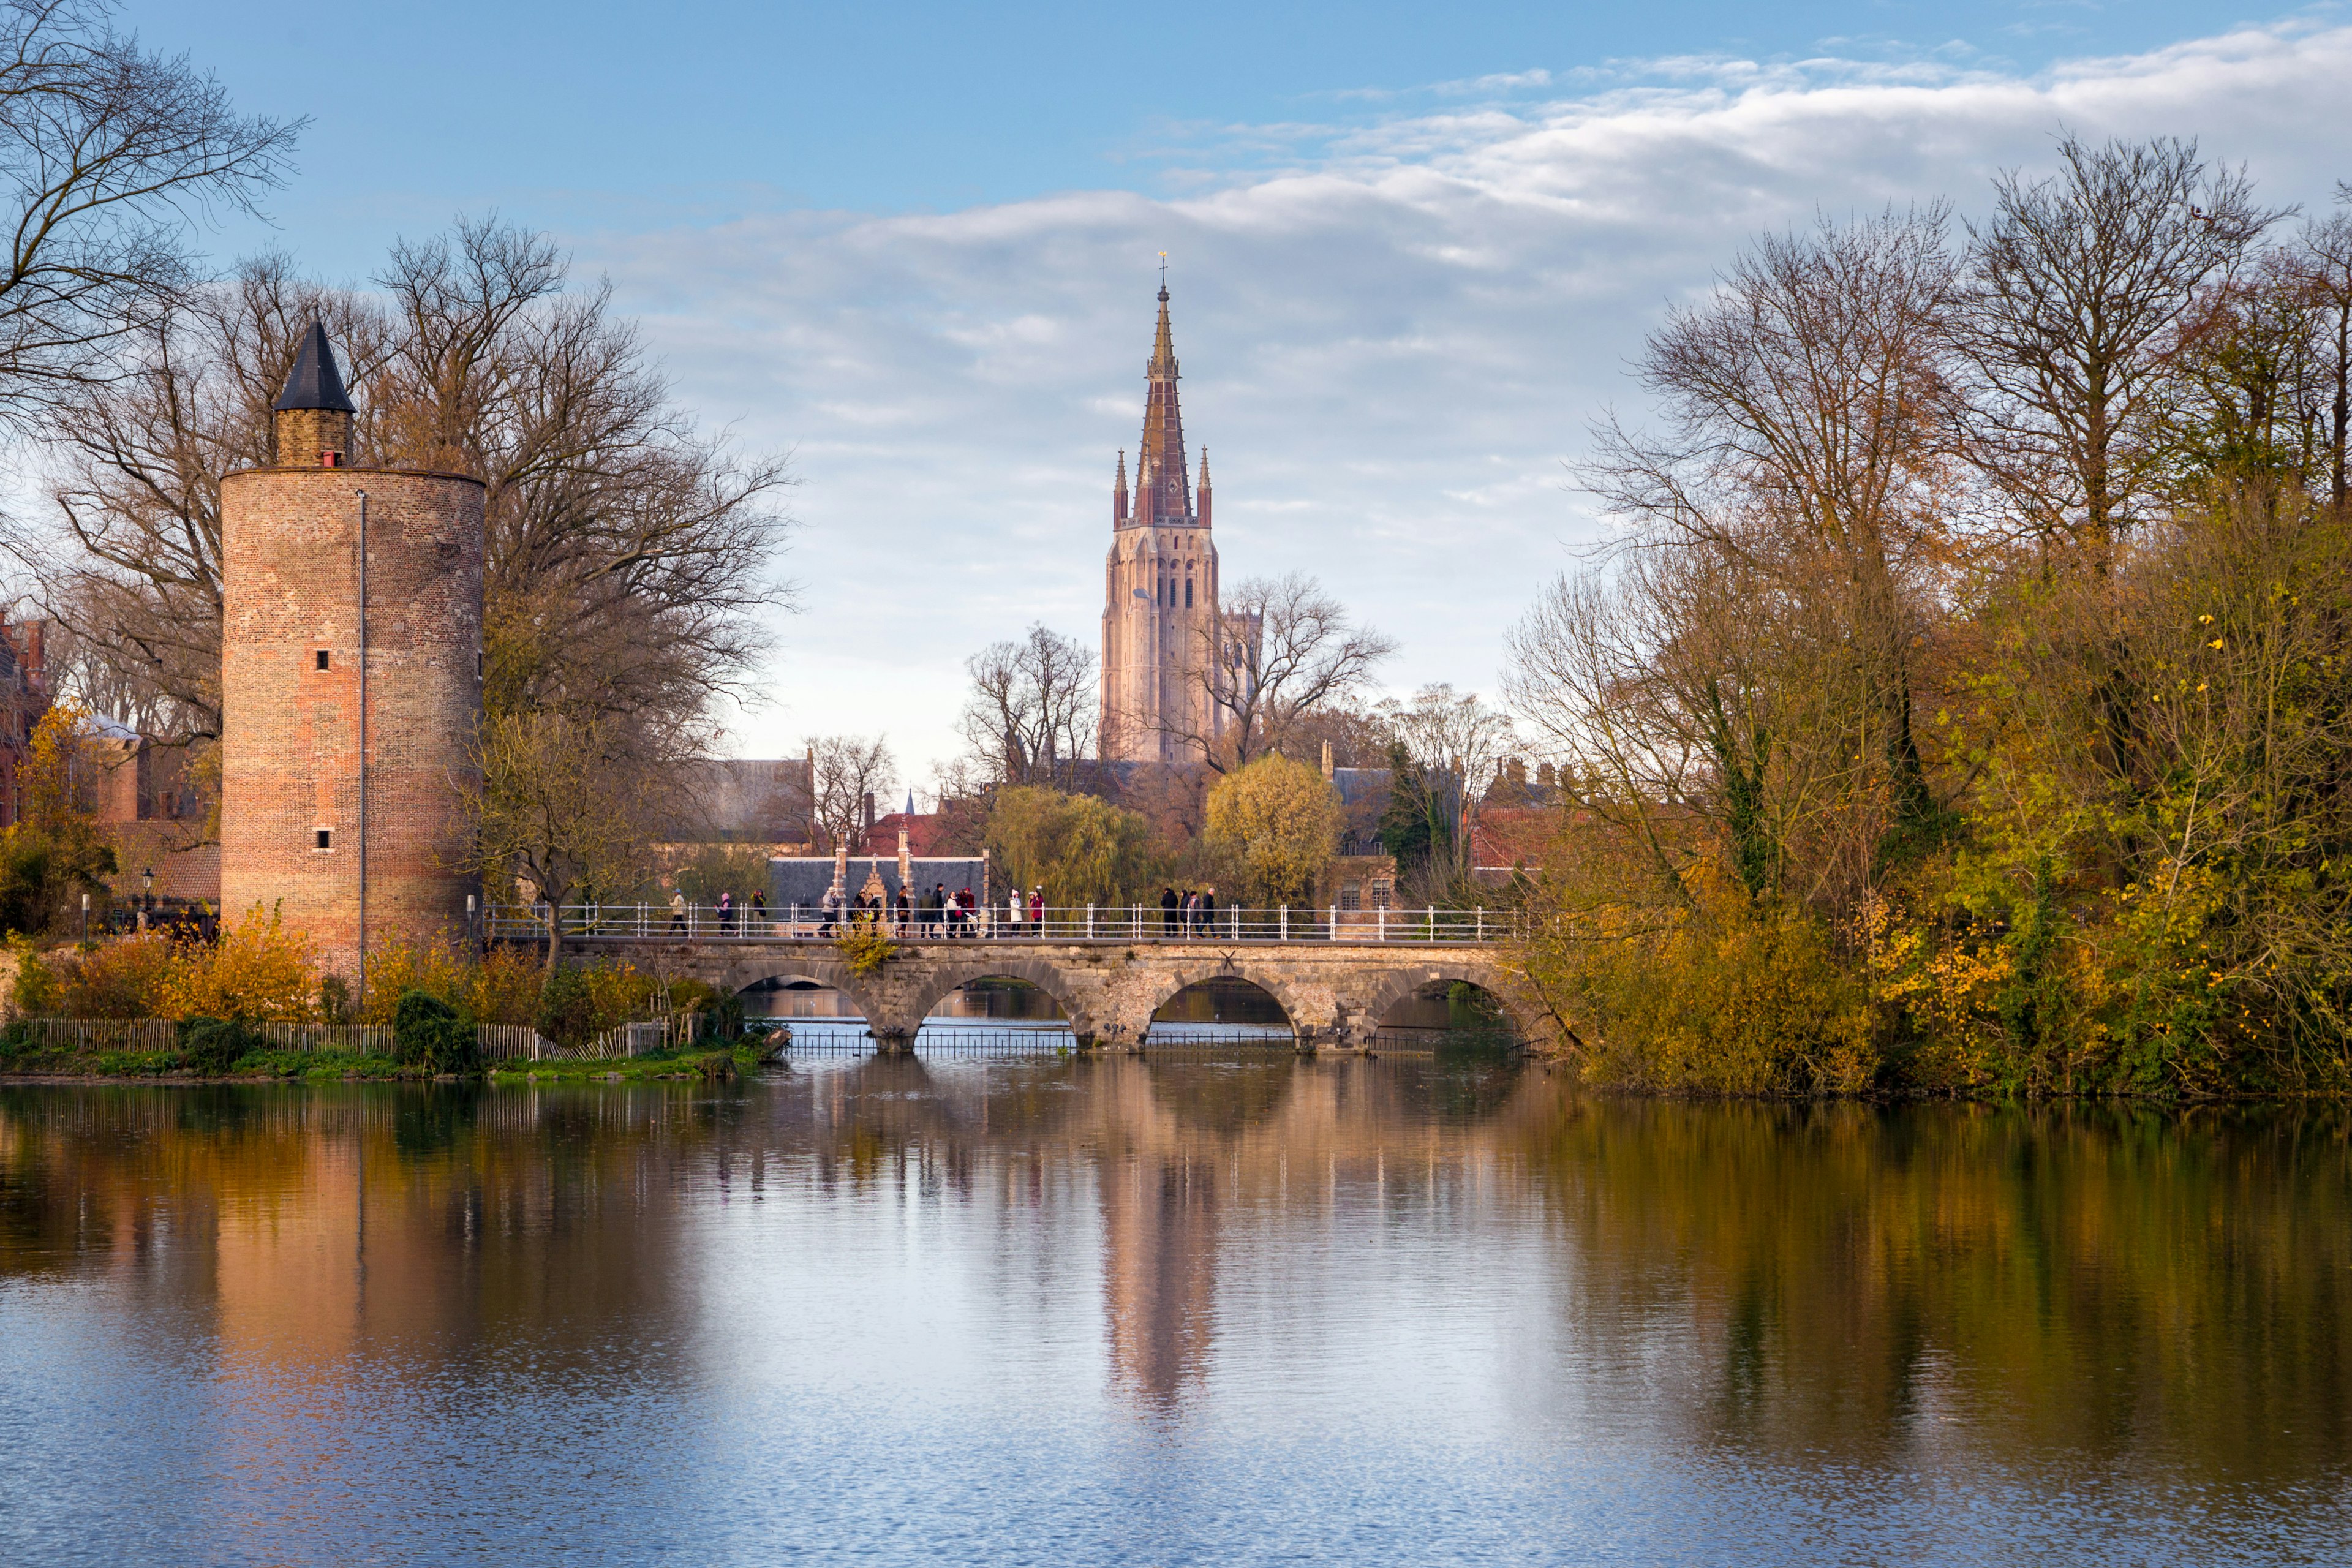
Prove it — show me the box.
[1321,740,1333,781]
[272,322,356,469]
[862,791,875,835]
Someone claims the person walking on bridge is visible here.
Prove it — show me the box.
[1160,886,1179,937]
[669,888,687,936]
[1030,887,1044,936]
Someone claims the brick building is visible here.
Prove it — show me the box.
[0,611,43,828]
[217,324,486,974]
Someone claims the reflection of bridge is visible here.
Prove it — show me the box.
[530,929,1528,1049]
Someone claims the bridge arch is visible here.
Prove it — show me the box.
[1130,962,1319,1046]
[892,957,1094,1042]
[1346,961,1537,1047]
[714,955,887,1030]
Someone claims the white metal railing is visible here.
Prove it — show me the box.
[484,902,1513,945]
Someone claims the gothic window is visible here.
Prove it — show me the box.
[1185,579,1193,608]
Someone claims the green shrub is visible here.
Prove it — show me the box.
[393,989,480,1074]
[178,1016,262,1076]
[535,967,596,1049]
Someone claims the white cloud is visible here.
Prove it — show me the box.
[581,20,2352,788]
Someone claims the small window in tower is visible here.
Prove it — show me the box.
[314,828,333,851]
[1185,579,1193,608]
[315,649,331,671]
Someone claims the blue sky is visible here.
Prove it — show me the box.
[110,2,2352,788]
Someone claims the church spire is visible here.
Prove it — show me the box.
[1196,447,1212,529]
[1137,274,1192,524]
[1113,447,1128,523]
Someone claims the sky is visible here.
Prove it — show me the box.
[103,1,2352,794]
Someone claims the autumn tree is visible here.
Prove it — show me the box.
[1204,752,1341,907]
[0,701,118,935]
[982,786,1156,908]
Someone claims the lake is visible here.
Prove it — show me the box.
[0,1054,2345,1565]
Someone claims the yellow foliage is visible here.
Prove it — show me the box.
[1204,753,1342,907]
[154,905,320,1023]
[56,935,181,1019]
[1524,859,1875,1095]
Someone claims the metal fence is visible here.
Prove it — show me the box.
[488,902,1515,946]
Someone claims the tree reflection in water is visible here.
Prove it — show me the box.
[0,1074,2345,1562]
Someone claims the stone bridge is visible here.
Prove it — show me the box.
[548,935,1529,1050]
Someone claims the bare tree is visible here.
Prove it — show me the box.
[12,219,795,839]
[464,710,654,966]
[1962,133,2278,565]
[374,218,795,748]
[0,0,299,427]
[809,733,896,851]
[1162,571,1395,772]
[1381,684,1518,879]
[2277,196,2352,505]
[957,623,1096,787]
[1578,207,1967,914]
[15,256,384,743]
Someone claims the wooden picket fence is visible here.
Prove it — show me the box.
[13,1011,705,1063]
[15,1017,176,1052]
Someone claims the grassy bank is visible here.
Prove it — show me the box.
[0,1038,778,1084]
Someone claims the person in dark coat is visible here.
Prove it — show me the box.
[1161,886,1179,936]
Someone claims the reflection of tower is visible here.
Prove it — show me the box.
[218,325,486,975]
[1100,280,1226,763]
[1099,1144,1223,1408]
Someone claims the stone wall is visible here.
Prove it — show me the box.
[561,937,1532,1050]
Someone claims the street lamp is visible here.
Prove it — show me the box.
[141,866,154,907]
[80,891,90,943]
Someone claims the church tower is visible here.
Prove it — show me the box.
[1101,279,1221,763]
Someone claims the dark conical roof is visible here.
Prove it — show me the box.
[273,321,355,413]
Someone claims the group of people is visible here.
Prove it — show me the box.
[816,881,1000,938]
[652,883,1220,940]
[1157,886,1219,936]
[665,888,767,934]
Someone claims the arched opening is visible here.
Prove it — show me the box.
[737,974,869,1050]
[1146,976,1294,1046]
[921,976,1073,1050]
[1374,979,1524,1052]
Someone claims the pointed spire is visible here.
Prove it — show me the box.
[273,321,355,413]
[1196,446,1212,530]
[1137,276,1191,523]
[1114,447,1129,524]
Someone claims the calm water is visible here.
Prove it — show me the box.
[1,1058,2346,1566]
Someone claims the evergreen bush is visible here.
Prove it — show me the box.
[393,989,480,1074]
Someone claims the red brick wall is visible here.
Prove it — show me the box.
[219,466,485,974]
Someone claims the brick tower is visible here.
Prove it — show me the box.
[219,323,487,978]
[1100,279,1224,763]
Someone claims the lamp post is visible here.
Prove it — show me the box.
[80,891,90,943]
[141,866,154,908]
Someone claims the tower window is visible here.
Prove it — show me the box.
[315,649,331,671]
[314,828,333,851]
[1185,579,1193,608]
